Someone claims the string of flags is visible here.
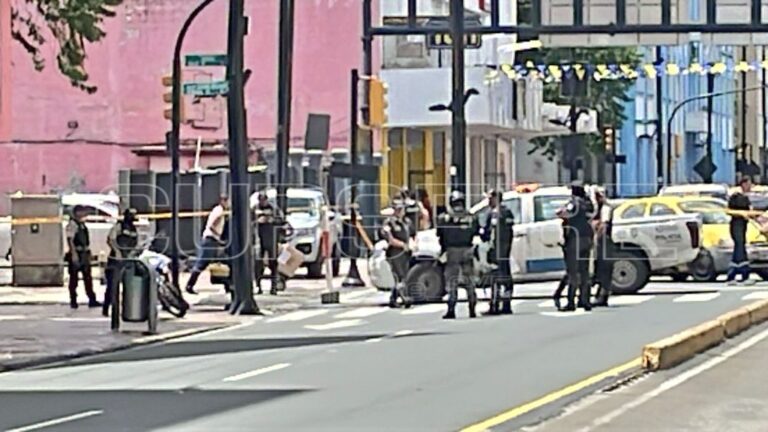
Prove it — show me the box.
[490,59,768,82]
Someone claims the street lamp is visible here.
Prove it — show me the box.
[429,88,479,191]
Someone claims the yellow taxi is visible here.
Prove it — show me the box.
[613,195,768,281]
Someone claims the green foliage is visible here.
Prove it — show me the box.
[523,47,643,159]
[11,0,123,93]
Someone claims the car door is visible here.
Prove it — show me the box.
[522,194,570,275]
[644,201,692,264]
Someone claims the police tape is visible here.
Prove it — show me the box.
[0,210,214,226]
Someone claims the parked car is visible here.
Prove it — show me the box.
[1,193,151,265]
[250,188,342,278]
[659,183,729,201]
[614,196,768,281]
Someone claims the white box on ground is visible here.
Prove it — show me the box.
[278,245,303,277]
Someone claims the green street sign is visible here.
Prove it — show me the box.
[183,80,229,97]
[185,53,228,67]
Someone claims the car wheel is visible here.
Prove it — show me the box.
[670,273,689,282]
[307,258,324,279]
[690,251,717,282]
[404,262,445,304]
[611,250,650,294]
[332,244,341,277]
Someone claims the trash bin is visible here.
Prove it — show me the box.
[122,262,149,322]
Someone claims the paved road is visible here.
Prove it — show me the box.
[0,280,766,432]
[531,322,768,432]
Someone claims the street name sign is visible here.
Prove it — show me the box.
[185,53,228,67]
[182,81,229,97]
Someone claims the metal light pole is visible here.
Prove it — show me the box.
[226,0,258,314]
[276,0,295,214]
[342,69,365,287]
[169,0,218,290]
[655,47,664,191]
[450,0,467,194]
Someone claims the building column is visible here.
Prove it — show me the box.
[378,128,389,207]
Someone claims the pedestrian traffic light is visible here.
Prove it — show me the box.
[162,74,185,122]
[369,77,389,128]
[603,126,614,153]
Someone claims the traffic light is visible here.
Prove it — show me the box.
[369,77,389,128]
[162,74,185,122]
[603,126,615,153]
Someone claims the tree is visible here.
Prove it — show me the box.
[522,47,643,160]
[11,0,123,94]
[521,47,642,159]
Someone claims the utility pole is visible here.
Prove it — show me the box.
[342,69,365,287]
[450,0,467,194]
[276,0,295,214]
[655,47,664,190]
[705,72,715,184]
[169,0,217,290]
[226,0,258,314]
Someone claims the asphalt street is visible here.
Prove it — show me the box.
[0,279,767,432]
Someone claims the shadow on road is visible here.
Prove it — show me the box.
[0,389,307,431]
[44,333,441,368]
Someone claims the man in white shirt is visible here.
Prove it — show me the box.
[185,195,229,294]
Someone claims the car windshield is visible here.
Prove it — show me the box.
[474,198,522,225]
[286,197,319,217]
[678,200,729,224]
[533,195,571,222]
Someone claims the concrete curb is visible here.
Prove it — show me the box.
[0,323,231,373]
[642,298,768,371]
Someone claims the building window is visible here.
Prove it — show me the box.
[395,35,425,59]
[483,139,504,191]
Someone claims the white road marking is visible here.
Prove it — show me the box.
[538,300,557,308]
[50,317,104,322]
[393,329,414,337]
[339,288,377,301]
[673,293,721,303]
[7,410,103,432]
[334,307,387,319]
[364,337,384,343]
[401,304,445,315]
[222,363,291,382]
[304,319,365,331]
[266,309,328,323]
[540,309,591,318]
[742,291,768,301]
[0,315,27,321]
[575,326,768,432]
[610,295,655,306]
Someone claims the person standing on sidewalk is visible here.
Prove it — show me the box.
[481,190,515,315]
[380,199,412,308]
[726,177,755,286]
[557,183,594,312]
[65,205,101,309]
[103,208,140,316]
[592,190,615,307]
[185,195,229,294]
[255,192,285,295]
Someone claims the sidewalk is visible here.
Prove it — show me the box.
[0,260,380,371]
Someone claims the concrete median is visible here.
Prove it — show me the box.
[642,298,768,371]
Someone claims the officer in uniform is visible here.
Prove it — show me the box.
[380,199,412,308]
[593,190,615,307]
[481,190,515,315]
[104,208,140,316]
[437,191,480,319]
[400,188,421,237]
[556,183,594,312]
[65,205,100,309]
[255,192,286,295]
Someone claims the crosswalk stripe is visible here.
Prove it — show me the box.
[304,319,365,331]
[334,307,388,319]
[673,293,721,303]
[339,288,377,302]
[540,309,591,318]
[401,304,445,315]
[538,300,556,308]
[266,309,329,323]
[610,295,655,306]
[742,291,768,301]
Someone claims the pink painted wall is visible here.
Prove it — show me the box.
[0,0,374,212]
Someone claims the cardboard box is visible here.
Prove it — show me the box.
[278,244,303,277]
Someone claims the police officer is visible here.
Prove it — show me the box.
[380,199,412,308]
[481,190,515,315]
[65,205,100,309]
[438,191,480,319]
[556,183,594,312]
[104,208,140,316]
[726,177,755,285]
[255,192,286,295]
[593,190,615,307]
